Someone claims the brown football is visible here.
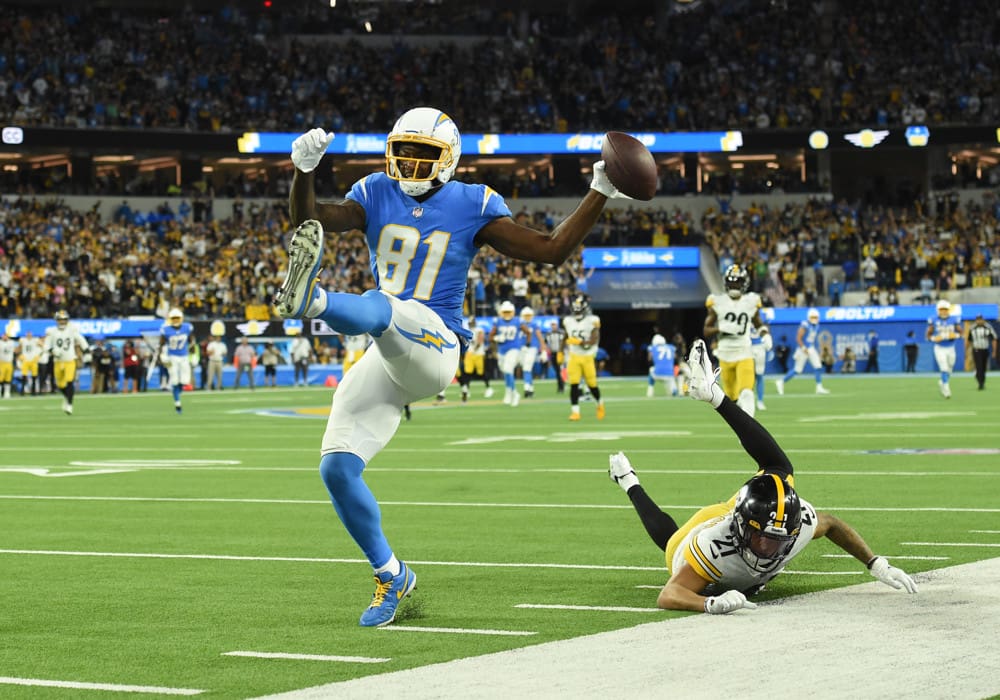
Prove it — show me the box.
[601,131,658,200]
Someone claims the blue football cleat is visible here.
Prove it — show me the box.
[359,562,417,628]
[274,219,324,319]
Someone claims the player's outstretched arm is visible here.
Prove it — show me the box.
[288,129,365,232]
[814,513,918,593]
[658,565,757,614]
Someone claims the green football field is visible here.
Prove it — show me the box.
[1,373,998,698]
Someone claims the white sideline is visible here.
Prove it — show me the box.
[252,558,1000,700]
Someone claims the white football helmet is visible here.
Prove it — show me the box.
[385,107,461,197]
[807,308,820,323]
[168,308,184,327]
[651,334,667,346]
[499,300,516,320]
[936,299,951,318]
[520,307,535,320]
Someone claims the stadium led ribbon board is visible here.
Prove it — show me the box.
[237,131,744,155]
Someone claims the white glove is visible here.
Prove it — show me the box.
[868,556,918,593]
[761,331,773,352]
[291,128,334,173]
[704,589,758,614]
[589,160,632,199]
[686,339,725,407]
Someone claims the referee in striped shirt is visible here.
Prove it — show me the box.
[967,314,998,390]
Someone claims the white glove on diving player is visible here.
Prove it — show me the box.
[589,160,633,199]
[761,331,773,352]
[686,339,725,408]
[291,128,335,173]
[704,589,758,614]
[868,556,918,593]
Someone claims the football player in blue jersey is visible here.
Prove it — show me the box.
[160,308,193,414]
[775,308,829,396]
[488,300,528,406]
[274,107,629,628]
[927,299,962,398]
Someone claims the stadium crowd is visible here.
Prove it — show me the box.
[2,192,999,322]
[1,0,998,136]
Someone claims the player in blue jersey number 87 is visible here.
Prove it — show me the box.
[274,107,631,628]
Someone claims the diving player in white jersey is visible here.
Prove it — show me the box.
[704,264,770,416]
[160,308,193,413]
[42,310,90,414]
[775,307,829,395]
[927,299,962,398]
[607,339,917,613]
[274,107,629,627]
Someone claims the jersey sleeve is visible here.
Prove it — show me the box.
[345,175,375,209]
[683,535,724,583]
[705,294,715,309]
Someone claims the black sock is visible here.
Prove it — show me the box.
[627,485,679,552]
[590,386,601,402]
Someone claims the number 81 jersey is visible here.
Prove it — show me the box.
[348,172,512,341]
[706,291,762,362]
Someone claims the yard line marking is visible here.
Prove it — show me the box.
[970,530,1000,534]
[223,651,389,664]
[380,626,537,637]
[515,604,659,613]
[822,554,950,561]
[0,468,133,477]
[0,676,203,695]
[902,542,1000,548]
[2,495,1000,513]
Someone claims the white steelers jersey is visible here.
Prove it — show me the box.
[707,292,761,362]
[563,314,600,357]
[43,324,89,362]
[672,497,818,593]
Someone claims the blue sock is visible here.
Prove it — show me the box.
[783,370,796,382]
[524,370,533,386]
[319,452,392,568]
[756,375,765,402]
[814,368,824,384]
[505,374,515,391]
[941,371,949,383]
[316,289,392,337]
[648,372,655,387]
[172,385,181,402]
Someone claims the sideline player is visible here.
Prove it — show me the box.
[42,310,90,414]
[647,334,678,398]
[750,325,771,410]
[776,307,829,396]
[17,330,43,396]
[489,300,526,407]
[607,339,917,613]
[0,331,15,398]
[927,299,961,398]
[160,308,193,413]
[459,317,492,402]
[564,294,605,421]
[273,107,627,627]
[704,264,770,416]
[517,307,548,398]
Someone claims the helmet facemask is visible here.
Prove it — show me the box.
[385,108,461,197]
[724,265,749,299]
[732,475,802,574]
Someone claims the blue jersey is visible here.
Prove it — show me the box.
[799,320,820,349]
[492,317,525,354]
[928,315,960,348]
[347,173,512,340]
[651,343,676,376]
[161,322,193,358]
[524,318,544,349]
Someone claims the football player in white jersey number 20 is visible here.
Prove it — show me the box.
[273,107,631,628]
[607,339,917,614]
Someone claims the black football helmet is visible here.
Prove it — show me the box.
[731,473,802,573]
[571,294,591,318]
[724,264,749,298]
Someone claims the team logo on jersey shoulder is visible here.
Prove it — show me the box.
[394,323,457,352]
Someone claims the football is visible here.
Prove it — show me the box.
[601,132,658,200]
